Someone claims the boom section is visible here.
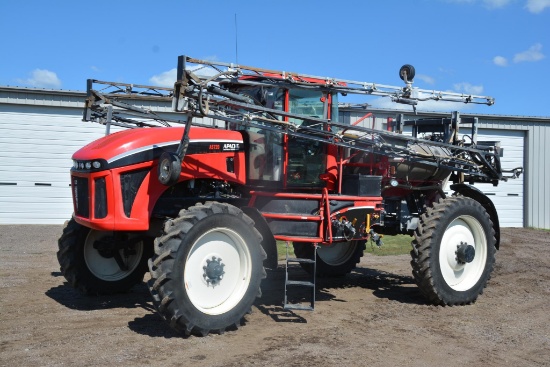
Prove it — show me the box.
[82,55,521,185]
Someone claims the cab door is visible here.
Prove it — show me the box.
[285,89,337,190]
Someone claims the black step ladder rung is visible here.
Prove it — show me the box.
[283,242,316,311]
[284,303,314,311]
[286,257,316,264]
[286,280,315,287]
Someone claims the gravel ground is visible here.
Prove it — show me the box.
[1,225,549,367]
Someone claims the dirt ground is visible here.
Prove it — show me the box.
[1,225,549,367]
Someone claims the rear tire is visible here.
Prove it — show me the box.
[293,241,365,277]
[57,219,151,295]
[148,202,266,336]
[410,197,496,305]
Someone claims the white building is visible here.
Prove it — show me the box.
[1,86,548,228]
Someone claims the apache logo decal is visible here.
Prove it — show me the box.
[222,143,241,151]
[186,141,244,154]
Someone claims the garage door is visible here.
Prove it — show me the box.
[0,107,112,224]
[445,129,525,227]
[475,129,524,227]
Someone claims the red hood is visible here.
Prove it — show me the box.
[72,126,243,161]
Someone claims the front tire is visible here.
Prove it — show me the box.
[293,240,365,277]
[57,219,151,295]
[410,197,496,305]
[148,202,266,336]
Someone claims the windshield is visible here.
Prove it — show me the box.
[289,89,325,125]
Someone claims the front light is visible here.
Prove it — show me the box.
[85,162,92,169]
[92,161,101,169]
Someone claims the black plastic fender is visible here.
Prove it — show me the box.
[450,184,500,249]
[241,207,279,269]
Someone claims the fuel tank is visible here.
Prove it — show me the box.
[392,143,453,181]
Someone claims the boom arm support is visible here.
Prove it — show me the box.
[176,56,495,107]
[82,55,521,185]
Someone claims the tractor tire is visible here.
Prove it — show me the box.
[57,219,151,295]
[148,202,266,336]
[410,196,496,305]
[293,240,365,277]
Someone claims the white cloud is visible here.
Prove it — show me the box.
[444,0,511,7]
[149,68,177,87]
[493,56,508,66]
[453,82,484,95]
[525,0,550,12]
[149,65,223,87]
[17,69,61,88]
[90,66,100,72]
[482,0,512,8]
[417,99,476,111]
[513,43,545,63]
[416,74,436,85]
[368,95,475,112]
[445,0,550,12]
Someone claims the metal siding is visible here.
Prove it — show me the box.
[459,117,550,228]
[344,108,550,229]
[0,106,114,224]
[529,123,550,229]
[0,100,220,224]
[341,110,550,228]
[2,89,550,227]
[467,129,525,227]
[542,124,549,228]
[532,124,540,227]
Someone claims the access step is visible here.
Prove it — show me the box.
[283,242,317,311]
[286,257,315,264]
[286,280,315,287]
[283,303,314,311]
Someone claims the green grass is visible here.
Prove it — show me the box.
[364,234,412,256]
[277,241,294,260]
[276,235,412,260]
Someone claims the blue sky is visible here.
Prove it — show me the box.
[1,0,549,117]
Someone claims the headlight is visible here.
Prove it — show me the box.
[73,159,105,171]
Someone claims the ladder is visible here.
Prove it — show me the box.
[284,242,317,311]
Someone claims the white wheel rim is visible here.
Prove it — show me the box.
[184,228,252,315]
[439,216,487,291]
[83,231,144,282]
[318,241,357,266]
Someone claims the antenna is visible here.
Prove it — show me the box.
[234,13,239,65]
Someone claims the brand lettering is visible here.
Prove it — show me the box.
[223,143,240,151]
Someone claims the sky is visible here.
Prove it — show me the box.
[1,0,549,117]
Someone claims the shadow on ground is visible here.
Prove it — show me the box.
[254,263,425,324]
[46,263,425,335]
